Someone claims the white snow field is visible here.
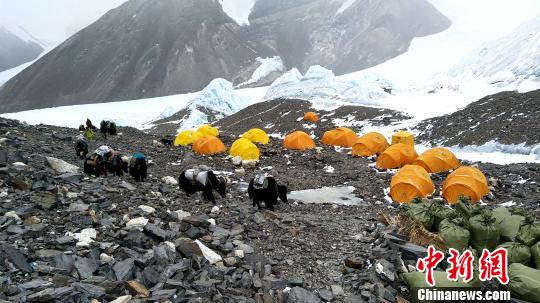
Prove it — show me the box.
[236,56,285,88]
[218,0,255,25]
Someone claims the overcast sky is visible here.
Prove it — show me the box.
[0,0,127,43]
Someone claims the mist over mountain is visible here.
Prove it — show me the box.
[0,26,43,72]
[0,0,450,113]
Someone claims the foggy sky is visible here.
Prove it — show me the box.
[0,0,127,43]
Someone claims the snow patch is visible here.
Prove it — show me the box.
[237,56,285,87]
[288,186,365,206]
[336,0,357,15]
[218,0,255,25]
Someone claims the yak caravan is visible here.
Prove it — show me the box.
[0,1,539,302]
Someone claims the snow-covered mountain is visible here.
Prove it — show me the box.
[448,14,540,84]
[0,25,43,72]
[0,0,449,113]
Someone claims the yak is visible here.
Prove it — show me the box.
[107,153,128,176]
[129,153,147,182]
[83,153,107,177]
[74,136,89,159]
[247,175,288,211]
[100,120,117,139]
[179,169,227,204]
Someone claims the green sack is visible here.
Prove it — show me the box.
[455,196,481,221]
[431,200,457,231]
[516,216,540,246]
[531,241,540,270]
[497,242,531,265]
[439,218,470,252]
[469,211,500,252]
[402,271,481,288]
[492,207,525,242]
[508,263,540,303]
[404,199,434,230]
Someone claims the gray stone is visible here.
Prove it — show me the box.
[73,257,99,279]
[73,282,106,297]
[20,279,52,290]
[27,288,56,302]
[287,287,321,303]
[53,253,75,272]
[1,244,32,273]
[175,238,203,258]
[318,289,335,302]
[330,285,344,297]
[114,258,135,281]
[182,216,210,228]
[45,157,79,174]
[31,192,57,210]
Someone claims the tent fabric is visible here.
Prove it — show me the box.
[390,165,435,203]
[230,138,260,160]
[283,131,316,150]
[196,125,219,137]
[241,128,270,145]
[303,112,320,122]
[192,136,226,155]
[352,132,390,157]
[391,131,415,147]
[442,166,489,204]
[376,143,419,169]
[174,130,203,146]
[321,127,358,147]
[414,147,460,173]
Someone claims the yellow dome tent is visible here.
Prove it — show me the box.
[442,166,489,204]
[376,143,418,169]
[241,128,269,145]
[303,112,320,122]
[230,138,260,160]
[321,127,358,147]
[414,147,460,173]
[192,136,226,155]
[197,125,219,137]
[390,165,435,203]
[283,131,315,151]
[352,132,389,157]
[174,130,203,146]
[392,131,414,147]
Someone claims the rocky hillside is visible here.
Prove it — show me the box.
[0,0,450,113]
[416,89,540,146]
[0,116,538,302]
[213,98,409,137]
[0,26,43,72]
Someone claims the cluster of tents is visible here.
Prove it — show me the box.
[172,112,489,204]
[174,125,269,160]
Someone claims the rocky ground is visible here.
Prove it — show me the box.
[415,89,540,146]
[1,115,539,303]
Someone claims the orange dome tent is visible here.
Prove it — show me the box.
[303,112,320,122]
[192,136,226,156]
[414,147,460,173]
[376,143,418,169]
[321,127,358,147]
[442,166,489,204]
[392,131,414,147]
[390,165,435,203]
[283,131,315,151]
[352,132,390,157]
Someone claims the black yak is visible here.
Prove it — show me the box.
[247,175,288,211]
[100,120,118,139]
[129,153,147,182]
[179,169,227,204]
[107,153,128,176]
[74,136,89,159]
[83,153,107,177]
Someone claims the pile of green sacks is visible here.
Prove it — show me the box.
[400,198,540,302]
